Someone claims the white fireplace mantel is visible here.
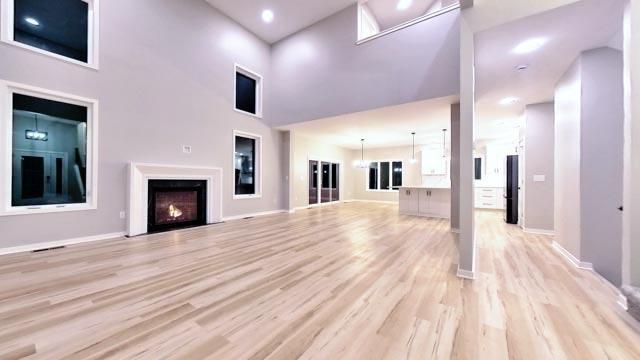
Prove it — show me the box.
[127,162,223,236]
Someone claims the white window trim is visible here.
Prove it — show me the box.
[233,130,262,200]
[0,80,99,216]
[366,160,404,192]
[0,0,100,69]
[233,64,263,119]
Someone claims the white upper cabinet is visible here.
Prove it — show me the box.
[422,153,448,175]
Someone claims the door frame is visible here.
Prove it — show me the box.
[307,154,344,207]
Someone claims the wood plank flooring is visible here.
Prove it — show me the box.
[0,202,639,359]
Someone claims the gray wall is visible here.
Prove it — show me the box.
[579,47,624,286]
[554,47,624,286]
[270,4,460,126]
[0,0,286,248]
[524,102,554,231]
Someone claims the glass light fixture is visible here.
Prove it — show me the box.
[357,139,368,168]
[442,129,447,158]
[25,114,48,141]
[409,132,417,164]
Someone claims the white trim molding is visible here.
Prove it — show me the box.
[0,80,99,217]
[552,241,594,270]
[451,227,460,234]
[0,231,125,256]
[1,0,100,69]
[127,162,223,237]
[523,228,555,236]
[618,293,629,311]
[456,266,476,280]
[233,130,263,199]
[233,64,263,119]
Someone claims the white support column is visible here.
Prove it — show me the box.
[457,16,476,279]
[622,0,640,288]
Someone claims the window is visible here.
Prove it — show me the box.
[367,161,403,191]
[233,131,262,198]
[234,64,262,118]
[1,0,99,68]
[0,80,98,215]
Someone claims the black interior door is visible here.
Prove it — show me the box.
[21,156,45,199]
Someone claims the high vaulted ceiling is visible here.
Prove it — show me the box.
[205,0,356,44]
[475,0,624,139]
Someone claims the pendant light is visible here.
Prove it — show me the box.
[442,129,447,158]
[409,132,417,164]
[25,113,48,141]
[358,138,367,168]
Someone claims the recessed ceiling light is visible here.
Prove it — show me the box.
[25,17,40,26]
[512,37,548,54]
[261,9,274,23]
[397,0,413,11]
[499,97,519,106]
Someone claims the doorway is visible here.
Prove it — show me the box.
[308,160,340,205]
[12,150,68,206]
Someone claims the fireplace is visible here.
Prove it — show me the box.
[147,179,207,233]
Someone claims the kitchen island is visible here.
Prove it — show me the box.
[398,186,451,219]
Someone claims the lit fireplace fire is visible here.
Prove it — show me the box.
[168,204,183,219]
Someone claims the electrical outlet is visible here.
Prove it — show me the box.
[182,145,192,154]
[119,211,126,219]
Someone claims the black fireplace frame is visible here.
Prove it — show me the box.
[147,179,207,234]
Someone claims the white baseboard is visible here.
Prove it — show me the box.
[618,293,629,311]
[456,266,475,280]
[451,227,460,234]
[346,199,398,205]
[222,209,288,221]
[523,227,555,235]
[0,231,127,256]
[552,241,594,270]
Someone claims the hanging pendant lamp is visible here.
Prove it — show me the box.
[409,132,417,164]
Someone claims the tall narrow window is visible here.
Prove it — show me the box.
[234,65,262,118]
[1,0,99,67]
[233,131,262,198]
[1,81,98,215]
[392,161,403,190]
[368,162,378,190]
[380,162,390,190]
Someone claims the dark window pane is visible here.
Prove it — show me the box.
[392,161,402,190]
[369,162,378,190]
[12,93,88,207]
[235,72,257,114]
[321,163,330,189]
[331,163,338,189]
[380,162,390,190]
[234,136,256,195]
[14,0,89,62]
[474,158,482,180]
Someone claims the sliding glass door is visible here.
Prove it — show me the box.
[308,160,340,205]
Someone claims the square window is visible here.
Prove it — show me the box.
[234,65,262,117]
[234,131,262,198]
[0,80,98,215]
[1,0,99,67]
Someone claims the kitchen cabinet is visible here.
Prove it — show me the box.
[399,187,450,218]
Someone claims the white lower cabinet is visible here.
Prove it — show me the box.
[399,187,450,218]
[474,187,505,209]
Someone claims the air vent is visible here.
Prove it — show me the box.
[32,246,66,253]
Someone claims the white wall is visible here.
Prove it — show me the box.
[524,102,555,232]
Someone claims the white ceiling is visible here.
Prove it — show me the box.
[280,96,458,149]
[475,0,625,139]
[205,0,356,44]
[365,0,439,30]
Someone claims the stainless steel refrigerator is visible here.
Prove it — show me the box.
[505,155,519,224]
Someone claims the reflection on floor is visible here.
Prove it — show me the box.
[0,203,638,359]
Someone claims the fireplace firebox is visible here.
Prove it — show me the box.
[147,179,207,233]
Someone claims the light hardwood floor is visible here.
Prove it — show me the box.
[0,203,639,359]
